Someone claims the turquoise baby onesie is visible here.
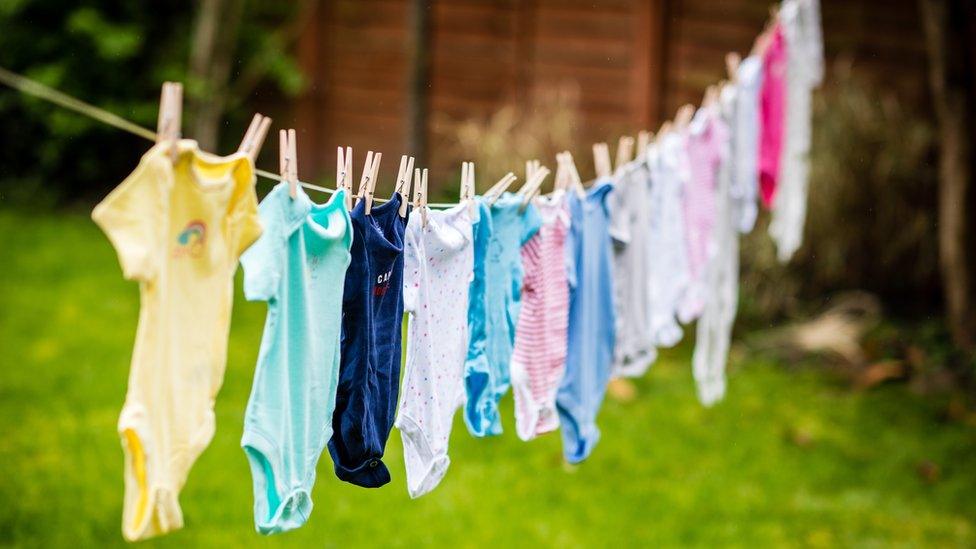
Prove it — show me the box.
[463,199,494,436]
[481,192,541,435]
[239,184,352,534]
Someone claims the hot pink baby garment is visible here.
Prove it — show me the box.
[759,23,787,208]
[510,193,571,441]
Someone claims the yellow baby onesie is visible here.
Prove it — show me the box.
[93,140,262,541]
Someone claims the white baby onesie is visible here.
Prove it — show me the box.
[646,132,692,348]
[609,161,658,377]
[396,203,473,498]
[731,55,764,234]
[693,83,740,406]
[769,0,825,262]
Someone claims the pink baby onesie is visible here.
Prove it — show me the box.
[759,23,787,208]
[680,106,730,323]
[510,192,571,441]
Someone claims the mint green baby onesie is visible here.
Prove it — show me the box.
[239,184,352,534]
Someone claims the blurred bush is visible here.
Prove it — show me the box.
[0,1,303,207]
[739,59,940,323]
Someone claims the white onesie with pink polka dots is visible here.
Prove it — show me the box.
[396,203,473,498]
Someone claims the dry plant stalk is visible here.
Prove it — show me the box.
[432,85,582,189]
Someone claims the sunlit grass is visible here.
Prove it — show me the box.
[0,210,973,547]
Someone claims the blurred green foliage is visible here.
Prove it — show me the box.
[0,0,304,207]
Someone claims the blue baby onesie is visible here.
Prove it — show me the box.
[462,199,495,436]
[239,184,352,534]
[557,181,616,464]
[328,192,407,487]
[480,193,541,435]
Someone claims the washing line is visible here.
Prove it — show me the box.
[0,66,460,208]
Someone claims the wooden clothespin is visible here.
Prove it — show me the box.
[238,113,272,161]
[657,121,673,142]
[703,85,719,108]
[465,162,477,201]
[459,161,471,200]
[519,166,550,211]
[637,131,651,156]
[750,33,768,59]
[397,155,415,217]
[337,146,353,210]
[562,151,586,198]
[354,151,372,209]
[355,151,380,212]
[553,153,568,192]
[156,82,183,162]
[279,129,299,199]
[413,167,429,228]
[615,136,635,172]
[566,151,586,199]
[593,143,612,179]
[524,159,541,183]
[460,162,476,216]
[725,52,741,81]
[752,8,780,58]
[518,160,542,195]
[486,172,518,205]
[364,152,382,215]
[517,162,541,195]
[675,104,696,130]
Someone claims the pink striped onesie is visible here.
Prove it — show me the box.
[759,23,787,208]
[510,193,571,441]
[680,106,730,323]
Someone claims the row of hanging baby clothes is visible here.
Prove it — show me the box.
[690,0,824,405]
[94,136,688,541]
[91,1,824,537]
[607,116,717,395]
[607,102,739,407]
[467,193,541,437]
[692,63,761,408]
[238,186,410,533]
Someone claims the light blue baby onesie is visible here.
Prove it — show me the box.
[480,193,541,435]
[239,184,352,534]
[557,181,616,464]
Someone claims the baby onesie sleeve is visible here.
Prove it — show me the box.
[802,0,824,86]
[240,187,286,302]
[520,204,542,245]
[710,117,732,168]
[91,148,167,282]
[402,225,420,315]
[607,178,631,246]
[520,233,540,294]
[228,162,263,260]
[511,204,542,303]
[564,202,579,291]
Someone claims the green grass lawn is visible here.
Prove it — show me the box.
[1,209,974,548]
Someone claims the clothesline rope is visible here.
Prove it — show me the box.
[0,66,460,208]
